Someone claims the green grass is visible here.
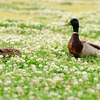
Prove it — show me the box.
[0,0,100,100]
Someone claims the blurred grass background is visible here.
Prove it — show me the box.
[0,0,99,23]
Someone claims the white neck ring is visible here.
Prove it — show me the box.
[73,32,78,34]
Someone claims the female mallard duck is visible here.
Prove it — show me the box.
[0,47,22,58]
[64,18,100,58]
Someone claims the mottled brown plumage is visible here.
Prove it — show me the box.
[0,47,22,58]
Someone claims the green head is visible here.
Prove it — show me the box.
[64,18,79,33]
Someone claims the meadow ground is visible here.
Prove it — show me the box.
[0,0,100,100]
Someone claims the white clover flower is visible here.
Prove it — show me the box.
[59,73,65,77]
[0,65,3,70]
[58,95,62,98]
[43,68,47,71]
[72,76,76,80]
[36,58,43,61]
[22,55,26,58]
[68,90,72,93]
[63,92,67,95]
[79,79,83,83]
[44,65,48,69]
[73,66,78,71]
[97,66,100,69]
[84,62,88,65]
[16,59,21,63]
[78,58,81,62]
[29,91,34,95]
[46,78,52,83]
[31,64,36,71]
[94,77,98,81]
[96,84,100,90]
[9,65,12,67]
[83,75,88,80]
[16,86,23,93]
[29,96,35,100]
[0,80,2,85]
[32,79,37,84]
[67,96,74,100]
[6,73,11,76]
[24,63,28,67]
[6,55,9,57]
[58,51,61,54]
[64,66,68,69]
[97,52,100,56]
[10,41,14,45]
[90,89,95,94]
[50,92,58,96]
[87,88,91,93]
[18,69,22,73]
[35,71,42,75]
[45,86,49,91]
[51,85,55,88]
[7,60,11,64]
[70,68,75,72]
[71,57,76,62]
[13,98,19,100]
[49,68,53,72]
[78,91,83,97]
[13,94,17,98]
[57,68,62,72]
[0,55,3,58]
[64,69,69,73]
[65,86,70,91]
[4,80,11,85]
[75,97,80,100]
[27,60,30,63]
[88,67,94,71]
[80,66,84,70]
[21,59,25,63]
[39,64,42,68]
[4,87,9,91]
[73,81,79,86]
[53,76,63,83]
[82,71,87,76]
[75,71,81,75]
[62,52,65,55]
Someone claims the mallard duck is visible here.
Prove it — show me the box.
[64,18,100,58]
[0,47,22,58]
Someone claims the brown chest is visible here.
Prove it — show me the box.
[68,34,83,58]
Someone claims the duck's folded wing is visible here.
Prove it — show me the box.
[87,42,100,50]
[0,47,21,58]
[81,41,100,50]
[0,47,14,53]
[0,49,4,53]
[0,47,21,55]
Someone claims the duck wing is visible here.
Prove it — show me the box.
[81,41,100,50]
[0,47,22,58]
[80,41,100,57]
[0,47,13,53]
[88,42,100,50]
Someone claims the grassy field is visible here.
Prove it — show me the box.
[0,0,100,100]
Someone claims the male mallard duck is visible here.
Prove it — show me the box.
[0,47,22,58]
[64,18,100,58]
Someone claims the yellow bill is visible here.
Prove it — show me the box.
[63,22,71,26]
